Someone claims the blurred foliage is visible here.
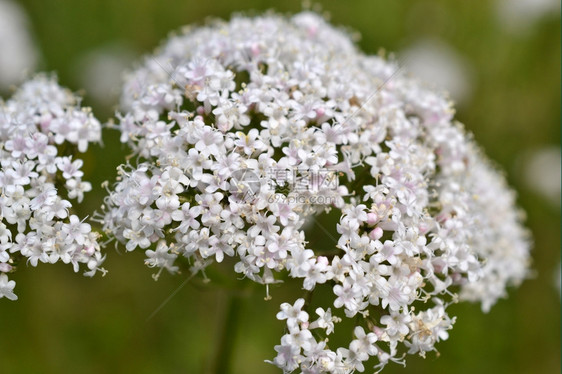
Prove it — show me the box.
[0,0,560,373]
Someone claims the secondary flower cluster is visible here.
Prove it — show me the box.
[0,75,105,300]
[271,298,453,372]
[101,12,530,373]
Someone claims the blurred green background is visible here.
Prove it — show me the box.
[0,0,560,373]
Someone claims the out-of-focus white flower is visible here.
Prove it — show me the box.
[520,147,559,298]
[521,147,561,206]
[401,39,473,104]
[496,0,560,33]
[0,75,106,299]
[0,0,38,89]
[74,43,136,107]
[102,12,531,372]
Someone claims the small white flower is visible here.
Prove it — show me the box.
[145,241,178,273]
[276,298,309,333]
[310,307,338,335]
[0,274,17,300]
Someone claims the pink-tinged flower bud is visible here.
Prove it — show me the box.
[373,325,385,339]
[83,246,95,256]
[0,263,12,272]
[250,43,260,57]
[366,212,379,225]
[369,227,383,240]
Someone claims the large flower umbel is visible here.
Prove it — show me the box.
[103,12,530,373]
[0,75,105,300]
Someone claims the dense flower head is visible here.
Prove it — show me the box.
[103,12,531,372]
[0,75,105,300]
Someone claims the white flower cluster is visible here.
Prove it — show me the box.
[270,298,454,372]
[0,75,105,300]
[102,12,530,372]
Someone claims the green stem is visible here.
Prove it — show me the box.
[213,293,242,374]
